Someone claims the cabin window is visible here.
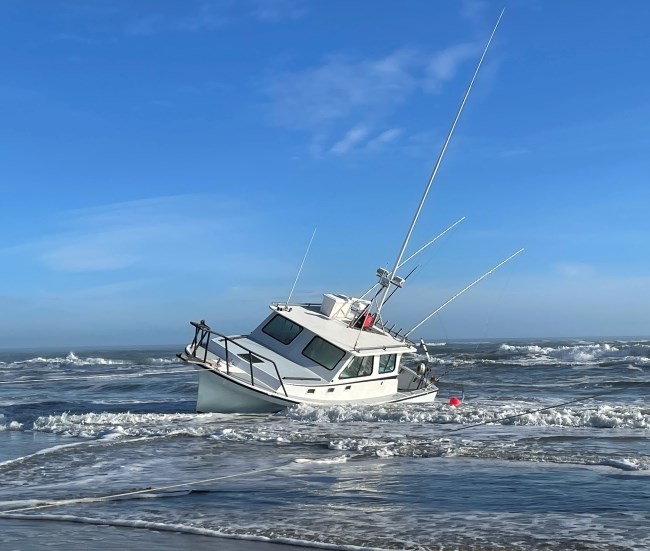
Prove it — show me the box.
[339,355,374,379]
[262,314,303,345]
[378,354,397,374]
[302,336,345,370]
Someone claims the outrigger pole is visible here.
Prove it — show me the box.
[359,216,465,301]
[404,248,524,338]
[374,8,506,320]
[398,216,465,269]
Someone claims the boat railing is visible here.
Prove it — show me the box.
[375,318,416,346]
[185,320,288,397]
[270,301,321,312]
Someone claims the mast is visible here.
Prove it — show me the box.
[374,8,505,320]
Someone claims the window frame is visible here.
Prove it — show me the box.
[339,355,375,379]
[378,353,397,374]
[262,314,304,345]
[301,336,345,371]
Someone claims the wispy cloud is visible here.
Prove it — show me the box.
[330,125,370,155]
[266,49,419,131]
[124,4,230,36]
[366,128,404,151]
[53,0,308,39]
[328,126,404,156]
[123,0,307,36]
[460,0,490,24]
[2,195,312,292]
[265,42,481,156]
[425,43,480,92]
[3,195,233,273]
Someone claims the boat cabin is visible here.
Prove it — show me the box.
[244,294,415,389]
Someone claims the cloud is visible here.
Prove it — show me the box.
[366,128,403,151]
[265,42,482,155]
[425,43,480,92]
[123,0,306,36]
[327,126,404,155]
[460,0,490,23]
[3,195,236,273]
[1,195,312,293]
[124,5,231,36]
[330,125,370,155]
[266,49,419,132]
[51,1,308,39]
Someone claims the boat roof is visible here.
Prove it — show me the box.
[272,303,416,355]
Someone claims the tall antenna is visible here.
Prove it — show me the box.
[285,227,317,307]
[375,8,506,319]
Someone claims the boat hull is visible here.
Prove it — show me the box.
[194,364,438,414]
[196,368,299,413]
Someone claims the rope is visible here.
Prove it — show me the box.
[0,463,292,514]
[0,368,197,386]
[446,383,639,433]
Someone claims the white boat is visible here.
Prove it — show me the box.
[178,11,517,414]
[179,297,435,413]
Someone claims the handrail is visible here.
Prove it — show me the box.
[374,319,416,347]
[187,320,288,397]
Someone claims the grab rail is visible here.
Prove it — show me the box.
[184,320,288,397]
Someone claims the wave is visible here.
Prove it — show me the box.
[282,402,650,429]
[11,352,133,367]
[0,439,98,469]
[28,401,650,446]
[32,411,222,439]
[143,358,177,365]
[0,413,23,432]
[497,342,650,365]
[0,420,23,432]
[325,437,650,471]
[2,353,181,370]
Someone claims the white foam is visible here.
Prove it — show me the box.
[282,402,650,430]
[33,411,223,439]
[498,342,650,366]
[144,358,177,365]
[14,352,133,367]
[294,455,350,464]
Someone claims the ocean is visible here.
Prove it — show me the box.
[0,339,648,550]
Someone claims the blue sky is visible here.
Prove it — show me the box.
[1,0,649,347]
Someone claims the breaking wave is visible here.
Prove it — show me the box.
[3,352,179,369]
[282,403,650,429]
[497,342,650,366]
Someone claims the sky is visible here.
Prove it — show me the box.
[1,0,649,348]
